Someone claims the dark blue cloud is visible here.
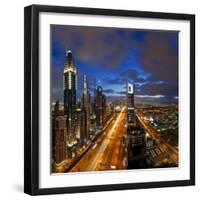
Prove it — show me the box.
[103,89,115,94]
[51,25,178,102]
[132,31,145,42]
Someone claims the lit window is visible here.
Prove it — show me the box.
[68,72,71,89]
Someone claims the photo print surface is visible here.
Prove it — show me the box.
[51,25,178,174]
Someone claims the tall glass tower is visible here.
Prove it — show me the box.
[82,74,90,141]
[126,82,146,168]
[95,85,103,127]
[63,50,77,148]
[127,82,136,128]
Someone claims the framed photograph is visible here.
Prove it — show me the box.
[24,4,195,195]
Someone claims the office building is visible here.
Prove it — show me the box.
[81,74,91,140]
[63,50,77,149]
[94,85,107,128]
[52,102,67,165]
[126,82,146,167]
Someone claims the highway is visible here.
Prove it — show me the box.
[136,111,178,164]
[70,107,127,172]
[54,107,178,173]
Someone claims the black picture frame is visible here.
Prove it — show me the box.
[24,4,195,196]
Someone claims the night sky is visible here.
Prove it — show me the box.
[51,25,178,103]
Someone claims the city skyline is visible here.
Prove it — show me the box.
[51,25,179,173]
[51,25,178,103]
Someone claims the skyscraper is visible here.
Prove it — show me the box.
[94,84,107,128]
[95,85,103,127]
[75,106,85,145]
[126,82,146,168]
[127,82,136,128]
[52,101,67,166]
[63,50,77,149]
[81,74,91,141]
[102,94,107,125]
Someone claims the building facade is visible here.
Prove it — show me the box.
[52,109,67,165]
[94,85,107,128]
[102,94,107,126]
[81,74,91,140]
[75,107,85,145]
[63,50,77,149]
[126,82,146,168]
